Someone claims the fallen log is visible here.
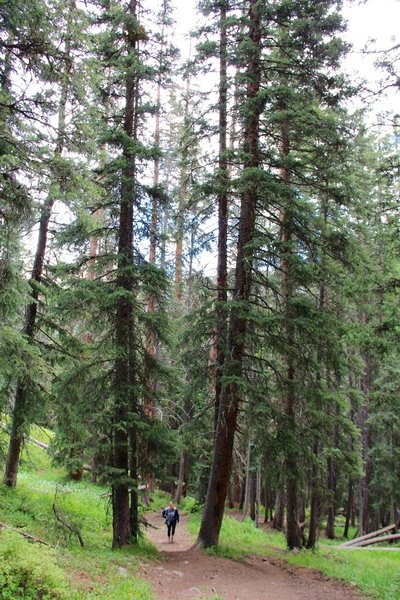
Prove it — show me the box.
[27,438,93,474]
[321,544,400,551]
[0,522,50,546]
[348,533,400,548]
[342,523,396,547]
[27,436,49,450]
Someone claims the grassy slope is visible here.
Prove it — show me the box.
[0,428,161,600]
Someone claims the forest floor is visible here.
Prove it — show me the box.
[139,512,363,600]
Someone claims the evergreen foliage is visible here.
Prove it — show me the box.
[1,0,400,559]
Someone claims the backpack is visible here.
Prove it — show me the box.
[166,508,175,525]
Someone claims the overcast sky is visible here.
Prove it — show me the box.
[172,0,400,52]
[342,0,399,113]
[171,0,399,115]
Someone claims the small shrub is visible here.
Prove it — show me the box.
[0,530,69,599]
[180,495,201,513]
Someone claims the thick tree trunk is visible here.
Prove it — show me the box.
[196,0,261,548]
[112,0,140,548]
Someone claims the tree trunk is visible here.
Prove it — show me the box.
[239,477,245,510]
[280,116,302,551]
[307,197,328,549]
[175,449,188,505]
[174,73,191,302]
[255,462,261,528]
[264,481,274,523]
[325,455,336,539]
[142,9,167,500]
[196,0,261,548]
[3,0,73,487]
[112,0,140,548]
[273,481,285,531]
[307,486,321,549]
[249,472,256,521]
[214,0,229,434]
[242,436,252,520]
[358,348,373,536]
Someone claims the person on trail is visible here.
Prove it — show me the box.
[162,501,180,542]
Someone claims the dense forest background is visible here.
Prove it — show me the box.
[1,0,400,552]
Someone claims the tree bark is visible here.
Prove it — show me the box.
[273,479,285,531]
[307,442,321,549]
[255,462,261,528]
[175,450,188,505]
[242,436,252,520]
[325,455,336,539]
[358,347,373,536]
[343,479,353,539]
[112,0,140,548]
[196,0,261,547]
[279,107,302,551]
[214,0,229,435]
[174,73,191,302]
[3,0,74,487]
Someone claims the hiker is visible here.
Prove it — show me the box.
[162,501,180,542]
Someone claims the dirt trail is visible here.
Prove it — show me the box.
[140,512,362,600]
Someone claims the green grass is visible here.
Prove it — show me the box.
[287,547,400,600]
[2,436,400,600]
[187,511,285,560]
[0,435,157,599]
[187,510,400,600]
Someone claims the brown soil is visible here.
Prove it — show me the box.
[139,512,362,600]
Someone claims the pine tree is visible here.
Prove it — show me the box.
[197,0,262,547]
[1,0,77,486]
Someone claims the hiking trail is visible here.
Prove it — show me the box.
[139,512,362,600]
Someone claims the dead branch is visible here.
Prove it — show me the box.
[0,522,50,546]
[52,503,84,547]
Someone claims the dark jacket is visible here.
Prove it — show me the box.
[162,506,179,525]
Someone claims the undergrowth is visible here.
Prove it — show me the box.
[187,506,400,600]
[1,431,400,600]
[0,432,156,600]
